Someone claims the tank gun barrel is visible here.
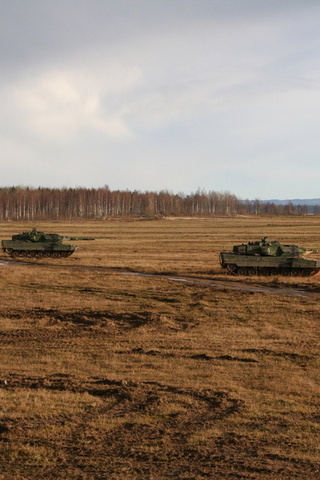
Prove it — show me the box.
[63,237,95,241]
[304,248,318,254]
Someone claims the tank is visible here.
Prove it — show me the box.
[219,237,320,276]
[1,228,93,258]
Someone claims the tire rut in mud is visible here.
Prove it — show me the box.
[0,374,245,479]
[0,375,318,479]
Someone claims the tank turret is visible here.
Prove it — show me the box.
[232,237,316,258]
[220,238,320,276]
[1,228,94,258]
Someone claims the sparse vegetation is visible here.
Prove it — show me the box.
[0,216,319,479]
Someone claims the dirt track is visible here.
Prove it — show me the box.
[0,257,313,298]
[125,272,312,298]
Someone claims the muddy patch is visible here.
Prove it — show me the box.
[242,348,313,366]
[122,348,259,363]
[0,307,196,333]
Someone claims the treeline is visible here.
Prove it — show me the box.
[0,186,318,221]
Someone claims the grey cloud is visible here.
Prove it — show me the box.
[1,0,320,198]
[1,1,315,68]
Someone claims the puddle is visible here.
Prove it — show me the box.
[0,260,28,265]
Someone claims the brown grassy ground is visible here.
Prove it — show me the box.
[0,216,319,479]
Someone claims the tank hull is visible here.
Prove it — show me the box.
[219,252,320,276]
[1,240,76,258]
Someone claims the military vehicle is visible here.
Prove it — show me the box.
[219,237,320,276]
[1,228,93,258]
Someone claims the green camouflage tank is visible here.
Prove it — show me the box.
[219,237,320,276]
[1,228,94,258]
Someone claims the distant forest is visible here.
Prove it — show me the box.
[0,186,319,221]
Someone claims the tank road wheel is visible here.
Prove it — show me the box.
[259,267,271,276]
[6,248,13,256]
[302,269,312,277]
[238,267,247,276]
[290,269,299,276]
[226,264,237,275]
[247,267,257,276]
[270,268,279,276]
[52,252,61,258]
[280,268,290,276]
[35,252,44,258]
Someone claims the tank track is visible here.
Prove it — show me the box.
[225,264,319,277]
[2,249,74,258]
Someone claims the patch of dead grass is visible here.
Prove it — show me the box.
[0,217,320,479]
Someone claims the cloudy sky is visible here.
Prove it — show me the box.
[1,0,320,200]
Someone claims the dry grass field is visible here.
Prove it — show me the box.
[0,216,319,479]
